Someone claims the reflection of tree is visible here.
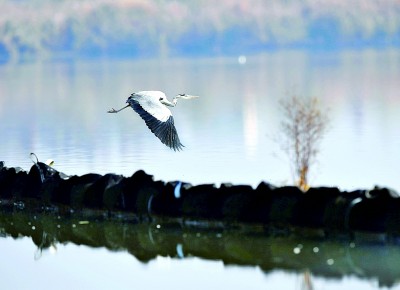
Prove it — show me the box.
[300,270,314,290]
[278,95,329,190]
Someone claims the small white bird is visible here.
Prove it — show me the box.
[108,91,199,151]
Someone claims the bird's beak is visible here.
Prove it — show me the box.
[181,94,199,100]
[186,95,199,100]
[160,99,174,107]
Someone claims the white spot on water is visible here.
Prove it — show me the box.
[238,55,247,64]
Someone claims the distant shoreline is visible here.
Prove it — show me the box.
[1,0,399,64]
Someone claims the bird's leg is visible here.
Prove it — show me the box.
[107,104,130,113]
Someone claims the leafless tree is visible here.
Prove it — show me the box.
[278,95,330,191]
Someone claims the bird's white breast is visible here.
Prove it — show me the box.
[132,91,172,122]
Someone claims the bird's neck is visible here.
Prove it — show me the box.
[171,97,179,106]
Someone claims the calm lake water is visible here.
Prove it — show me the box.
[1,50,400,289]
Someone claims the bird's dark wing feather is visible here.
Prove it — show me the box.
[128,99,184,151]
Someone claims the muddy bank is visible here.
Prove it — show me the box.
[1,160,399,234]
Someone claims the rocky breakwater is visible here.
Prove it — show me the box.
[1,160,399,235]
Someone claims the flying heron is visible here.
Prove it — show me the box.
[107,91,199,151]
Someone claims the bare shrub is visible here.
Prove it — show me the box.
[278,95,330,191]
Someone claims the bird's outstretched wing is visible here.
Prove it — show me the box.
[127,98,184,151]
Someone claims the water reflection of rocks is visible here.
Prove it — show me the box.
[0,208,399,288]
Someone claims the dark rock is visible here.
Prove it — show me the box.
[136,181,164,218]
[251,182,276,223]
[221,184,258,222]
[21,164,44,198]
[50,176,79,205]
[119,170,154,211]
[181,184,222,219]
[83,174,123,209]
[151,181,191,217]
[0,166,18,199]
[256,181,276,193]
[40,173,65,204]
[386,199,400,233]
[349,187,396,232]
[69,174,102,208]
[268,186,303,226]
[8,160,70,205]
[293,187,341,228]
[366,186,399,199]
[107,170,164,217]
[323,190,364,231]
[10,170,30,200]
[103,181,126,211]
